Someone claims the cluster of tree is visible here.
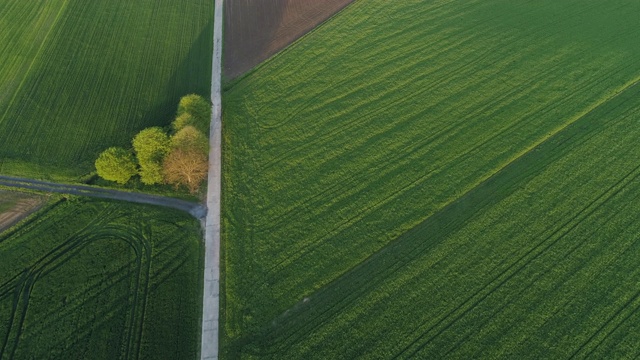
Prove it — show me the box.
[95,94,211,193]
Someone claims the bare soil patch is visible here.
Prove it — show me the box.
[0,190,48,232]
[224,0,354,79]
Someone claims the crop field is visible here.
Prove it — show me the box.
[222,0,640,358]
[0,197,203,359]
[223,0,353,78]
[0,0,212,180]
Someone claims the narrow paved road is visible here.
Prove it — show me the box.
[2,1,224,356]
[0,175,206,218]
[201,0,223,359]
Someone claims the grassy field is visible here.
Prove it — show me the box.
[0,0,212,180]
[0,197,203,359]
[222,0,640,358]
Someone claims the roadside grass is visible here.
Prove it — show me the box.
[0,197,203,359]
[0,0,212,181]
[221,0,640,357]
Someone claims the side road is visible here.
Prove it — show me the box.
[201,0,224,358]
[0,175,206,219]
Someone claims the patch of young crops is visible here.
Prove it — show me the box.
[222,0,640,357]
[0,197,203,359]
[0,0,212,180]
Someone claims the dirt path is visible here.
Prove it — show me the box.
[0,175,206,219]
[201,0,223,358]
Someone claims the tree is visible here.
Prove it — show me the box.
[95,147,137,184]
[138,161,164,185]
[163,148,208,193]
[177,94,210,134]
[132,127,170,162]
[172,113,196,132]
[171,126,209,155]
[132,127,170,185]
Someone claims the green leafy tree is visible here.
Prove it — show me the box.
[132,127,170,185]
[95,147,137,184]
[177,94,211,134]
[171,126,209,155]
[139,161,164,185]
[172,113,196,132]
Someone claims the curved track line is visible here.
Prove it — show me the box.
[0,212,151,360]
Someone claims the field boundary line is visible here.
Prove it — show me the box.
[201,0,223,359]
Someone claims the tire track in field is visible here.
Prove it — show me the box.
[0,204,112,358]
[246,60,640,316]
[248,1,485,130]
[249,24,629,245]
[435,189,640,358]
[0,207,153,360]
[396,164,640,359]
[253,160,640,357]
[570,268,640,358]
[238,74,640,354]
[248,34,557,253]
[365,83,640,359]
[259,59,639,283]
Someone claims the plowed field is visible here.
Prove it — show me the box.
[223,0,353,78]
[0,198,202,359]
[222,0,640,358]
[0,191,47,232]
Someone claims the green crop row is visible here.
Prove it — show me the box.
[0,0,212,180]
[0,197,203,359]
[236,77,640,359]
[221,0,640,358]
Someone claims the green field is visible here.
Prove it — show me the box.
[0,0,212,180]
[0,197,203,359]
[222,0,640,358]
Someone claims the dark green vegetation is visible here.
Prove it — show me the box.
[176,94,212,135]
[0,197,203,359]
[0,0,212,180]
[222,0,640,358]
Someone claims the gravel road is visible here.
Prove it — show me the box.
[0,175,206,219]
[201,0,223,358]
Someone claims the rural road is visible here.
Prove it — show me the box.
[0,175,206,218]
[1,0,224,356]
[201,0,223,358]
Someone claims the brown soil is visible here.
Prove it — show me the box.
[223,0,354,79]
[0,190,48,233]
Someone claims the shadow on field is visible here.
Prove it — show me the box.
[161,20,214,122]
